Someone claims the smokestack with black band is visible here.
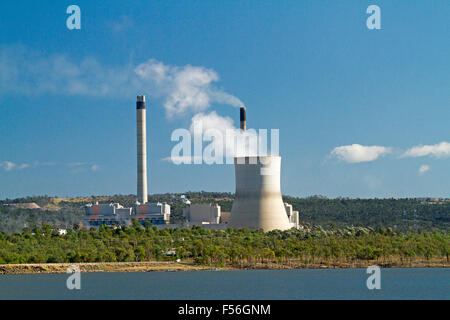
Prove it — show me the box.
[240,106,246,131]
[136,95,148,204]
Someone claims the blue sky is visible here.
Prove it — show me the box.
[0,1,449,199]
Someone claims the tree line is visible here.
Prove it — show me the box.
[0,223,448,267]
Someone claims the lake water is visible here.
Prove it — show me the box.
[0,268,448,299]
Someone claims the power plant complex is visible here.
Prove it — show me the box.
[228,107,298,231]
[82,97,300,231]
[82,96,171,228]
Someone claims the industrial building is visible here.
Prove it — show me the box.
[182,201,299,230]
[284,202,300,229]
[82,202,133,227]
[135,202,171,225]
[81,96,171,229]
[82,201,171,228]
[183,203,221,225]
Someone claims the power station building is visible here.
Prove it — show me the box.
[284,202,300,229]
[135,202,171,224]
[181,201,299,230]
[82,202,133,227]
[81,97,301,231]
[81,95,170,229]
[82,201,171,228]
[183,203,221,225]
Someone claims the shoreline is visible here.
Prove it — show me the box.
[1,261,448,275]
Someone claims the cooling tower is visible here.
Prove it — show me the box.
[136,95,148,204]
[228,156,292,231]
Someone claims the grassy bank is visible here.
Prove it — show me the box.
[0,261,211,274]
[0,259,448,275]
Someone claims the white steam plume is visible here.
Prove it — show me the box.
[0,45,243,118]
[135,59,243,117]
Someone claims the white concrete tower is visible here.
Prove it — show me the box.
[136,95,148,204]
[228,156,292,232]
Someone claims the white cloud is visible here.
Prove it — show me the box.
[402,142,450,158]
[331,144,392,163]
[1,161,16,171]
[1,161,29,171]
[0,45,138,97]
[1,160,98,172]
[67,162,88,167]
[69,163,99,173]
[0,45,243,118]
[419,164,430,174]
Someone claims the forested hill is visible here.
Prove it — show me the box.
[0,193,449,233]
[283,196,450,232]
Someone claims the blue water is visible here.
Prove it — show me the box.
[0,268,448,299]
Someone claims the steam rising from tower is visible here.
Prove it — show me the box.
[229,107,291,232]
[136,95,148,204]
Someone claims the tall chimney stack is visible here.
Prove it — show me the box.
[240,106,246,131]
[136,95,148,204]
